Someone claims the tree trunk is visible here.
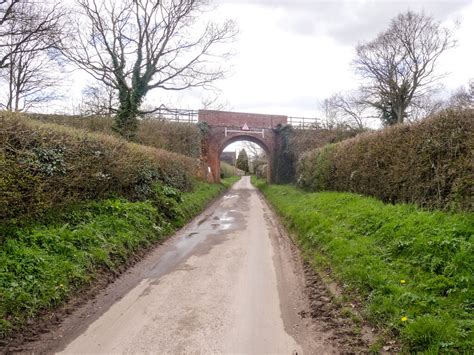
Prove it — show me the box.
[115,101,139,140]
[7,61,14,111]
[14,93,20,112]
[114,89,142,140]
[396,104,404,124]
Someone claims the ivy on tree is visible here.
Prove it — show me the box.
[64,0,236,139]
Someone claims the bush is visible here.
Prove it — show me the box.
[0,113,198,223]
[29,114,202,157]
[137,119,201,157]
[220,161,236,178]
[298,109,473,211]
[289,126,363,159]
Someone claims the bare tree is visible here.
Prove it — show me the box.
[0,1,65,69]
[407,95,444,122]
[0,0,21,69]
[321,92,368,129]
[2,48,63,111]
[447,79,474,110]
[0,1,67,111]
[64,0,237,139]
[78,83,117,116]
[354,11,455,125]
[242,141,264,158]
[0,1,17,27]
[319,96,340,129]
[201,92,230,111]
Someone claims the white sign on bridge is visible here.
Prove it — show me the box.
[224,126,265,138]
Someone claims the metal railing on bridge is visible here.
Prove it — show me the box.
[147,107,320,129]
[287,116,320,129]
[145,107,198,123]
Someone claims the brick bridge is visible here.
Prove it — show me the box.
[153,107,319,183]
[199,110,287,183]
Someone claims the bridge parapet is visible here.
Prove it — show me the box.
[150,106,321,129]
[148,107,319,130]
[198,110,287,129]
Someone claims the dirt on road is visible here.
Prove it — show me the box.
[11,176,373,354]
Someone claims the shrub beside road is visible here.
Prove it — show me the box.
[297,109,473,211]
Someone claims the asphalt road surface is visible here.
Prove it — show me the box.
[52,176,331,354]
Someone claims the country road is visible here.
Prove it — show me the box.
[21,176,364,354]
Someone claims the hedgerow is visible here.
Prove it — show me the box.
[220,161,237,178]
[289,125,363,158]
[297,109,473,211]
[29,113,202,157]
[1,113,197,223]
[270,125,362,184]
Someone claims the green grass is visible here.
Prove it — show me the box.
[0,178,236,338]
[253,178,473,353]
[221,175,240,189]
[178,177,238,222]
[220,161,238,178]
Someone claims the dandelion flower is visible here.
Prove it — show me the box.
[401,316,408,322]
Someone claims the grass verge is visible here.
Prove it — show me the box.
[253,178,473,353]
[0,177,237,339]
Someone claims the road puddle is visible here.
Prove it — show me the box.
[144,199,242,280]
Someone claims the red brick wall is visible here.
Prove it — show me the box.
[198,110,287,129]
[199,109,286,183]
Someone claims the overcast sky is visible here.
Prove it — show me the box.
[144,0,474,119]
[61,0,474,120]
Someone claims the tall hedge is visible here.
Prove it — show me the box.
[1,113,198,222]
[297,109,473,211]
[29,114,202,158]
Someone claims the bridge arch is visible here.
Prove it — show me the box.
[219,135,271,181]
[199,110,287,183]
[219,134,270,156]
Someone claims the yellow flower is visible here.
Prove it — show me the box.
[401,316,408,322]
[400,280,406,284]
